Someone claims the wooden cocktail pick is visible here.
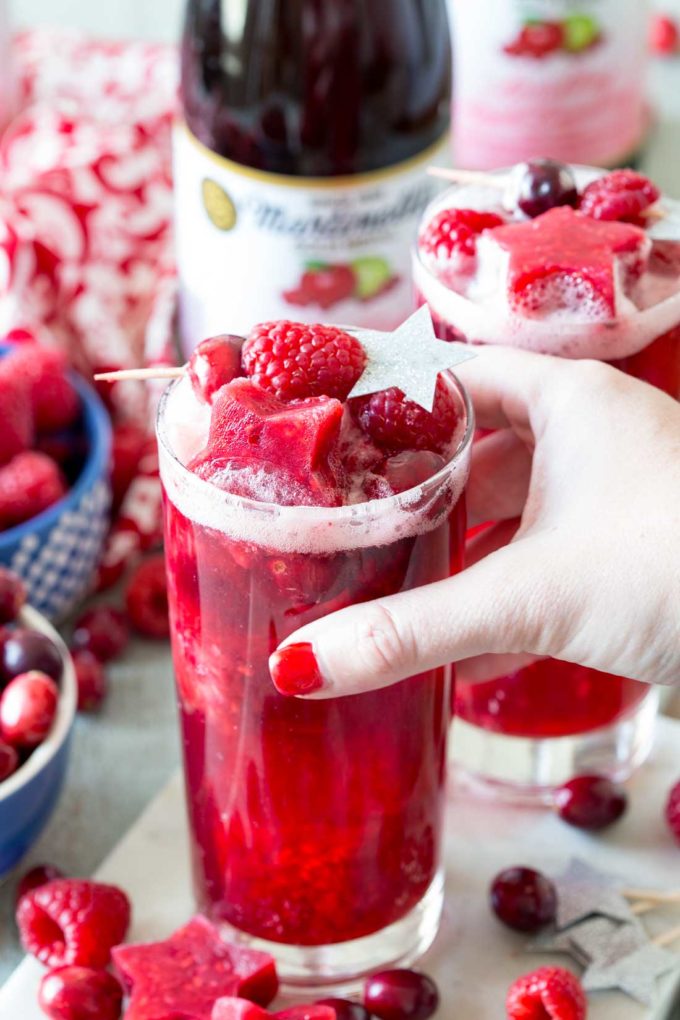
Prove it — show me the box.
[94,366,185,382]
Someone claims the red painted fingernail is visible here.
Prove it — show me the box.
[269,642,325,696]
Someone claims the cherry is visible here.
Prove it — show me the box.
[125,555,170,638]
[513,159,579,218]
[0,567,26,624]
[38,965,123,1020]
[364,970,439,1020]
[188,334,244,404]
[554,774,628,830]
[490,866,557,932]
[15,863,65,908]
[0,628,63,685]
[317,999,372,1020]
[0,671,59,748]
[71,606,129,663]
[72,650,107,712]
[0,739,19,781]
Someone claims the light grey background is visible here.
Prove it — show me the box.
[10,0,184,42]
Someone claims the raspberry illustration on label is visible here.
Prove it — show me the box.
[283,257,399,310]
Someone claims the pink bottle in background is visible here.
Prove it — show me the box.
[448,0,649,170]
[0,0,15,134]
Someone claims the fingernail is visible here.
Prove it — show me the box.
[269,642,325,696]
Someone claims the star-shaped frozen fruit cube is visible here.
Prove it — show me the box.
[486,206,650,319]
[192,378,345,507]
[112,915,278,1020]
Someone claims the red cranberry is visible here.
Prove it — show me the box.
[514,159,579,218]
[188,334,244,403]
[71,606,129,663]
[317,1000,372,1020]
[0,739,19,781]
[364,970,439,1020]
[490,866,557,932]
[555,774,628,830]
[125,555,170,639]
[0,628,63,684]
[15,863,65,908]
[72,650,107,712]
[0,671,59,748]
[0,567,26,624]
[39,965,123,1020]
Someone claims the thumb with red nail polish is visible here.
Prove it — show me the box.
[269,642,325,696]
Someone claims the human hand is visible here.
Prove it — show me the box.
[269,348,680,697]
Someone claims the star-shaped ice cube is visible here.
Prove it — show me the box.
[346,305,476,412]
[553,858,637,929]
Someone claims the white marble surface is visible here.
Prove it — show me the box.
[2,718,680,1020]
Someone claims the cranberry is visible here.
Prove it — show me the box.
[38,965,123,1020]
[71,606,129,663]
[364,970,439,1020]
[0,567,26,624]
[665,779,680,844]
[490,866,557,932]
[317,1000,372,1020]
[555,774,628,830]
[72,650,107,712]
[513,159,579,218]
[0,671,59,748]
[188,334,244,403]
[0,628,63,684]
[0,739,19,781]
[15,863,65,908]
[125,555,170,638]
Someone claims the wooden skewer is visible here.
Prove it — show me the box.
[427,166,506,188]
[623,889,680,905]
[632,900,657,916]
[653,923,680,948]
[94,366,184,382]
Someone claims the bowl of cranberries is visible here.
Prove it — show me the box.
[0,342,112,621]
[0,570,77,876]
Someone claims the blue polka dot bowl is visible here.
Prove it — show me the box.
[0,605,77,877]
[0,345,112,623]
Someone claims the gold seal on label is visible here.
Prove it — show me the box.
[202,179,237,231]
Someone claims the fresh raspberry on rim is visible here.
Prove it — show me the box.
[16,878,131,968]
[579,170,660,223]
[351,376,458,455]
[242,321,367,402]
[665,778,680,844]
[506,966,587,1020]
[419,208,505,264]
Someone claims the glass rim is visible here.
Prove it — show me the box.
[156,371,475,527]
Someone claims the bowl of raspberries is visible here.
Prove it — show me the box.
[0,342,112,621]
[0,567,77,876]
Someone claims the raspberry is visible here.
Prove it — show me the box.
[580,170,660,223]
[419,208,504,264]
[39,965,124,1020]
[0,452,67,530]
[71,606,130,663]
[242,321,366,402]
[649,14,679,56]
[16,878,131,968]
[72,650,108,712]
[506,966,586,1020]
[6,346,79,433]
[665,778,680,844]
[283,265,356,309]
[352,376,458,454]
[0,363,34,465]
[110,424,148,512]
[125,554,170,638]
[0,566,27,623]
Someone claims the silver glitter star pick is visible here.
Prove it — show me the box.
[554,858,637,929]
[570,915,648,964]
[582,943,679,1006]
[346,305,476,412]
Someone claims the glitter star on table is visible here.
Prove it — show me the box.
[553,858,637,929]
[346,305,476,412]
[582,942,679,1005]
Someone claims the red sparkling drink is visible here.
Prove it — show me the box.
[157,367,471,984]
[414,166,676,793]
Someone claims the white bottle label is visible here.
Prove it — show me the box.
[449,0,648,170]
[174,124,449,355]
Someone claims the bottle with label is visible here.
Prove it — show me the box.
[176,0,451,354]
[449,0,649,170]
[0,0,15,134]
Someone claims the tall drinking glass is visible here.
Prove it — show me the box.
[157,373,472,988]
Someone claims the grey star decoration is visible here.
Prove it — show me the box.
[346,305,476,412]
[570,915,648,964]
[553,858,637,929]
[582,942,679,1006]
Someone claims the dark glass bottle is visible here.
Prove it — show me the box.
[176,0,451,353]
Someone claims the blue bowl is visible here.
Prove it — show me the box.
[0,346,112,622]
[0,606,77,877]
